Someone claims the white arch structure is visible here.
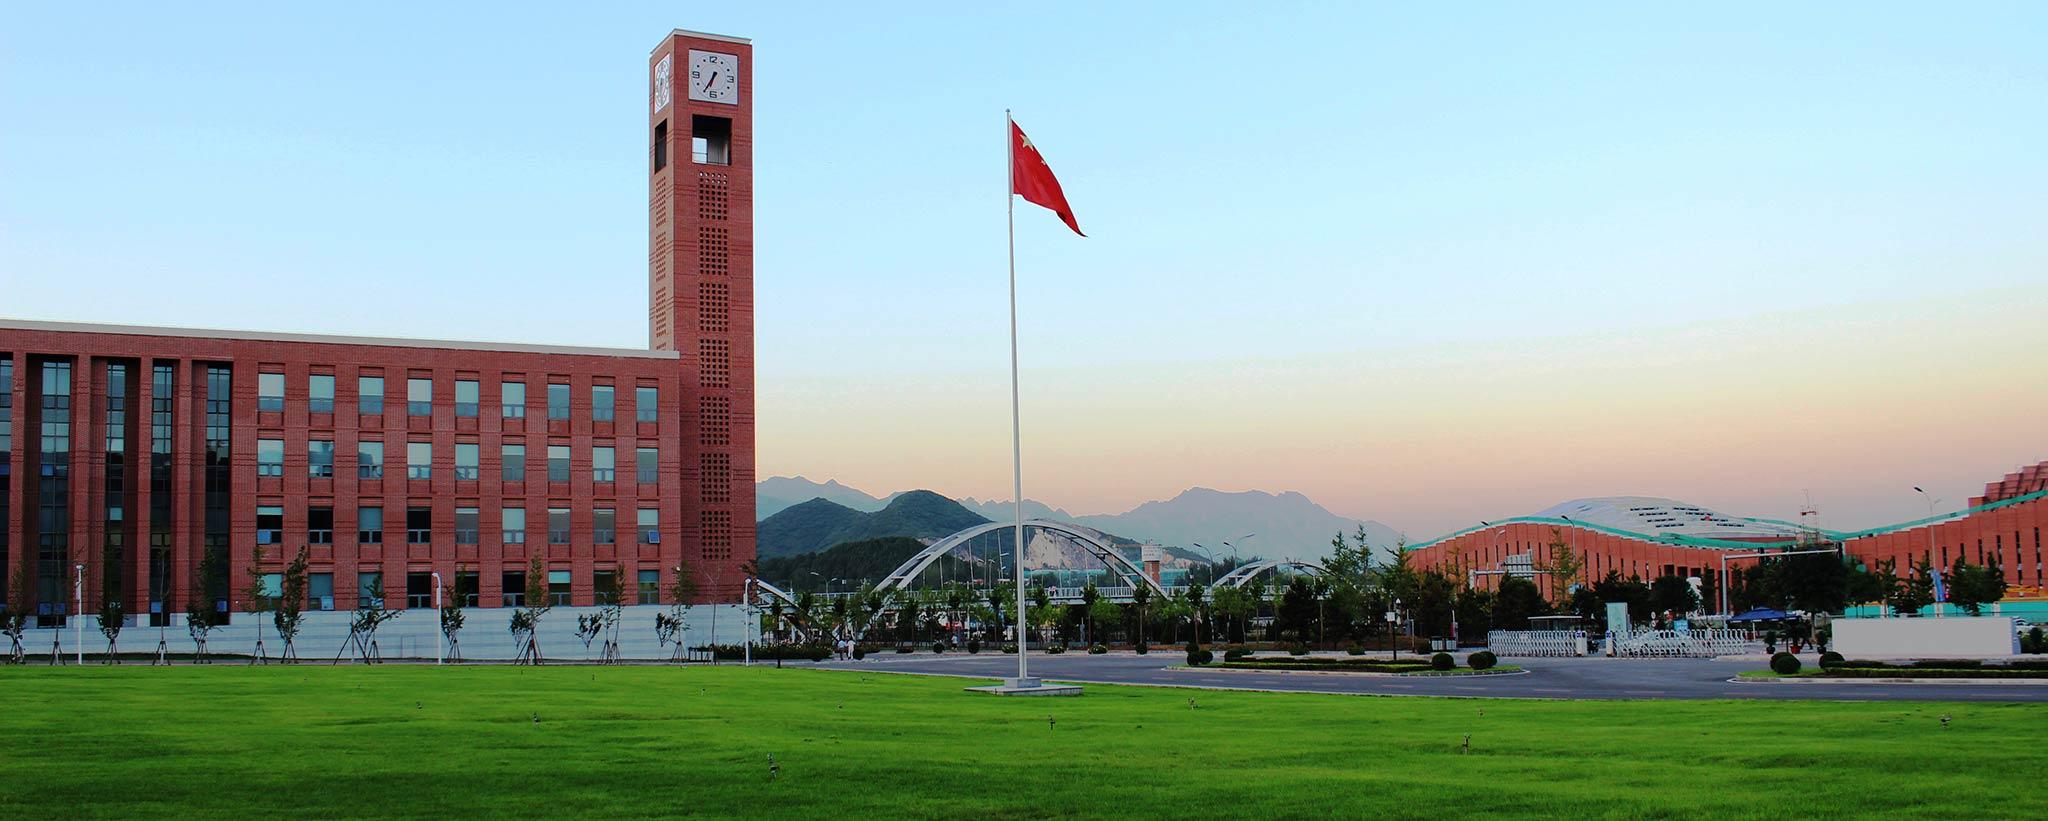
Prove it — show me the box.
[748,578,814,642]
[875,519,1168,598]
[1214,559,1331,589]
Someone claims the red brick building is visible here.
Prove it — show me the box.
[0,29,756,624]
[1409,468,2048,613]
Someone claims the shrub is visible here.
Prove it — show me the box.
[1288,644,1309,657]
[1087,643,1108,655]
[895,644,914,654]
[1770,652,1801,675]
[852,645,867,660]
[2025,627,2045,654]
[1819,651,1845,669]
[1044,643,1067,654]
[1430,652,1455,671]
[699,643,832,661]
[1468,650,1497,671]
[1223,648,1251,662]
[1134,642,1149,655]
[1000,643,1018,654]
[1345,645,1365,656]
[967,639,982,654]
[932,642,947,654]
[1185,639,1212,666]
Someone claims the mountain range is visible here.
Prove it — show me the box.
[755,477,1403,562]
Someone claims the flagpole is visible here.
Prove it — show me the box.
[1006,109,1034,688]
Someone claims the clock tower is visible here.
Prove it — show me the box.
[649,29,754,599]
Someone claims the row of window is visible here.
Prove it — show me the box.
[257,504,663,547]
[257,440,661,484]
[261,567,665,610]
[256,374,660,423]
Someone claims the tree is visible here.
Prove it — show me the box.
[1540,528,1584,605]
[1946,558,2008,616]
[1491,577,1550,630]
[1779,551,1850,614]
[3,570,32,663]
[439,570,466,662]
[1275,576,1319,644]
[1184,583,1207,644]
[1892,560,1936,616]
[1648,574,1698,617]
[1588,571,1653,626]
[1079,581,1101,644]
[1858,558,1901,614]
[1408,570,1456,639]
[273,547,310,662]
[96,598,124,663]
[1211,586,1252,644]
[1088,598,1123,645]
[1454,586,1494,645]
[340,577,401,664]
[243,543,274,662]
[1129,582,1152,648]
[186,549,226,663]
[510,554,551,664]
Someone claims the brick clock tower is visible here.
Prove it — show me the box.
[648,30,755,600]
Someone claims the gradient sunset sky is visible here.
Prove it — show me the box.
[5,4,2044,542]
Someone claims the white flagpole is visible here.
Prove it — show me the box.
[1006,109,1033,687]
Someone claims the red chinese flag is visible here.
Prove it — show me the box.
[1011,120,1084,236]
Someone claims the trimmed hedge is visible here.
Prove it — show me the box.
[700,643,831,661]
[1819,651,1845,669]
[1087,644,1108,655]
[1821,667,2048,679]
[1430,652,1455,671]
[1770,652,1801,675]
[1185,640,1212,666]
[1215,659,1432,674]
[1468,650,1498,671]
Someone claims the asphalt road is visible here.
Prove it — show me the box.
[814,652,2048,702]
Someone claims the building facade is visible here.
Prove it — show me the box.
[0,29,756,625]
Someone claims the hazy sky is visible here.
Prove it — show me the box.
[5,4,2045,545]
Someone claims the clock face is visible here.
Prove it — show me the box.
[687,49,739,105]
[653,53,673,113]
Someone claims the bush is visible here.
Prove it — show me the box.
[1185,640,1212,666]
[1087,643,1108,655]
[1223,648,1251,662]
[1345,645,1365,656]
[1430,652,1455,671]
[932,642,947,654]
[852,645,866,660]
[1912,658,1982,669]
[1288,644,1309,657]
[1770,652,1801,675]
[699,643,832,661]
[2025,627,2045,654]
[1134,642,1148,655]
[967,639,982,654]
[1468,650,1497,671]
[1819,651,1845,669]
[1044,643,1067,654]
[895,644,914,654]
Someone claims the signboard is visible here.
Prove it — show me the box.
[1605,602,1630,630]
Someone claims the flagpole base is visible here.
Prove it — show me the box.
[967,678,1082,697]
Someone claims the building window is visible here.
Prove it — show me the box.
[257,438,285,477]
[358,506,383,544]
[592,446,615,483]
[548,570,572,606]
[638,569,660,603]
[407,441,431,480]
[547,383,571,420]
[359,376,384,415]
[592,385,614,422]
[407,506,432,545]
[502,508,526,544]
[309,439,334,478]
[637,447,659,485]
[407,378,433,417]
[547,445,570,483]
[407,571,434,609]
[501,571,526,607]
[309,572,334,611]
[593,568,619,604]
[309,374,335,414]
[357,440,384,479]
[653,119,668,171]
[257,373,285,412]
[456,570,480,607]
[358,571,384,609]
[636,386,658,422]
[454,442,479,480]
[692,114,731,165]
[549,508,571,545]
[502,443,526,482]
[309,507,334,545]
[594,508,616,545]
[455,506,479,545]
[501,381,526,418]
[454,379,479,417]
[638,508,660,544]
[256,505,284,545]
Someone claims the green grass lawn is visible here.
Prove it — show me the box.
[2,665,2042,819]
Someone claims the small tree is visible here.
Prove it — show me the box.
[339,579,401,664]
[1129,583,1152,649]
[1649,574,1698,617]
[439,570,466,662]
[186,549,226,663]
[1892,560,1936,616]
[1089,597,1123,645]
[273,548,309,662]
[1946,558,2008,616]
[1541,528,1584,605]
[511,554,551,664]
[2,571,30,664]
[243,543,274,662]
[97,599,125,663]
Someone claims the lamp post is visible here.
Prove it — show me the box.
[431,571,443,665]
[74,564,85,665]
[1914,487,1942,618]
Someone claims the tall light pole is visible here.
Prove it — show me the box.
[1914,487,1942,617]
[74,564,85,665]
[431,571,443,665]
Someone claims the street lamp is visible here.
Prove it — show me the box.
[431,571,443,665]
[1386,598,1402,662]
[74,564,85,665]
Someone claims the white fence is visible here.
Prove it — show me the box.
[1611,628,1759,658]
[1486,630,1586,657]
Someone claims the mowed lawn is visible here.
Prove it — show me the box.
[1,665,2042,819]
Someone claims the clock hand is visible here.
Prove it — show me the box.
[703,71,717,93]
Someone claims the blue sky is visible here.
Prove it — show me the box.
[5,3,2045,539]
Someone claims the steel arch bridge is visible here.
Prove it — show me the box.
[1214,559,1331,589]
[874,518,1168,598]
[748,579,814,642]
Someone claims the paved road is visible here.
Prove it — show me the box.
[815,653,2048,702]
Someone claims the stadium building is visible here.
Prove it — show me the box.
[0,30,756,626]
[1409,460,2048,612]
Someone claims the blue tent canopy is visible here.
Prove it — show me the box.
[1728,608,1789,622]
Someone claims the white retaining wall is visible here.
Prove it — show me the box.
[1831,616,2019,658]
[15,604,755,662]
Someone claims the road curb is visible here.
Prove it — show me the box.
[1732,675,2048,686]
